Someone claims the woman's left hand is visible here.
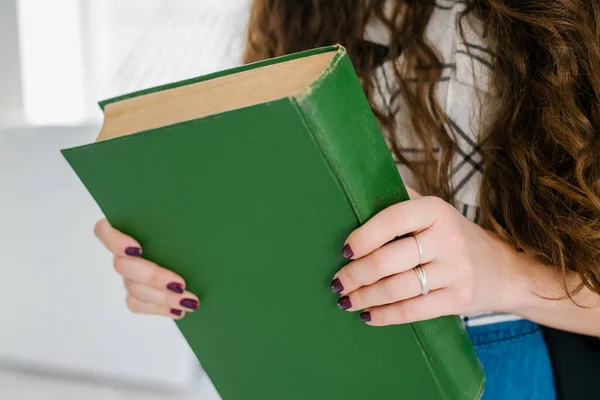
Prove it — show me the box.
[331,187,520,326]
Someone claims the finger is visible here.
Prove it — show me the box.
[333,231,437,294]
[362,290,456,326]
[126,296,186,320]
[95,219,142,257]
[343,196,447,259]
[341,263,449,311]
[114,255,187,294]
[124,279,200,312]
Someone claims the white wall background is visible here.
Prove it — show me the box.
[0,0,24,125]
[0,0,251,397]
[0,126,199,389]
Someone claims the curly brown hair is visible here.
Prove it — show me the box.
[243,0,600,298]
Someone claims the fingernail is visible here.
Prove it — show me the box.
[342,244,354,259]
[180,298,198,310]
[171,309,182,317]
[337,296,352,310]
[360,311,371,322]
[125,246,142,257]
[330,278,344,293]
[166,282,184,294]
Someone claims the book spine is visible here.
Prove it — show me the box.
[294,50,484,400]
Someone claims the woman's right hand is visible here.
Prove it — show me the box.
[94,219,199,319]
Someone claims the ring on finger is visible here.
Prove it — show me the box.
[413,235,424,266]
[414,265,430,295]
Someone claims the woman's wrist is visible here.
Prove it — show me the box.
[495,241,600,335]
[498,249,538,315]
[484,235,540,315]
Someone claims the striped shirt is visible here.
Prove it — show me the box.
[367,0,521,327]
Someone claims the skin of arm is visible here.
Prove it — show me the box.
[331,187,600,336]
[501,247,600,336]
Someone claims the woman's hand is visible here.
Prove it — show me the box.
[94,219,199,319]
[331,187,521,326]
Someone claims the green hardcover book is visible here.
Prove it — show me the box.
[62,45,484,400]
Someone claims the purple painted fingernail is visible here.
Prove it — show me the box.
[180,298,198,310]
[166,282,184,294]
[125,246,142,257]
[337,296,352,310]
[330,278,344,293]
[171,309,182,317]
[360,311,371,322]
[342,244,354,259]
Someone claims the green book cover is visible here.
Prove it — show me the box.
[62,45,484,400]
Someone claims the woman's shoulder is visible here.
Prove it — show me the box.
[365,1,497,209]
[365,0,495,93]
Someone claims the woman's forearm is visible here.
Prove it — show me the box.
[503,249,600,336]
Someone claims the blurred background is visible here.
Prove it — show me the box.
[0,0,252,398]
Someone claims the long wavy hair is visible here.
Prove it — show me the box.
[243,0,600,298]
